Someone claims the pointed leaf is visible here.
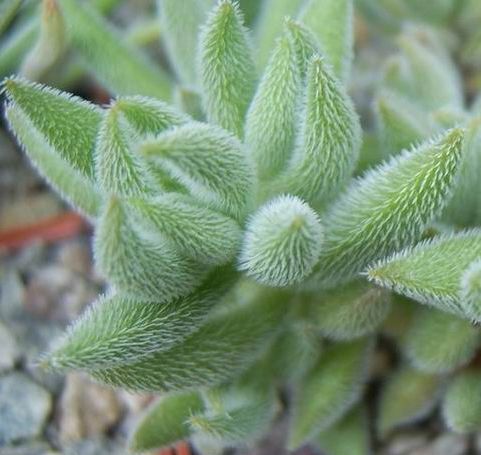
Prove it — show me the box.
[158,0,207,85]
[20,0,66,80]
[128,194,242,265]
[239,195,324,287]
[130,391,204,452]
[367,230,481,319]
[91,289,288,392]
[316,407,371,455]
[140,122,255,220]
[254,0,305,68]
[378,366,442,436]
[443,370,481,433]
[199,0,256,137]
[94,198,206,303]
[288,339,373,449]
[95,105,158,197]
[115,96,189,135]
[308,280,392,340]
[174,87,205,121]
[244,31,301,180]
[5,104,101,218]
[460,259,481,322]
[3,77,102,178]
[375,90,435,157]
[190,386,277,444]
[402,306,481,373]
[276,55,362,208]
[59,0,171,98]
[43,268,236,371]
[309,128,466,289]
[284,18,320,77]
[299,0,354,82]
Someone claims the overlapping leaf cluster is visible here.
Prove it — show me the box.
[2,0,481,453]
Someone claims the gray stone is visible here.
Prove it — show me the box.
[0,321,19,372]
[62,438,126,455]
[411,433,468,455]
[384,431,430,455]
[0,372,52,445]
[0,442,57,455]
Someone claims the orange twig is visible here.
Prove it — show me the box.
[176,442,191,455]
[0,212,87,251]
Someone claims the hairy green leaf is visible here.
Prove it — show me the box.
[59,0,171,99]
[130,391,204,452]
[140,122,255,220]
[275,55,361,208]
[375,90,435,157]
[308,280,392,340]
[5,104,101,218]
[288,338,373,449]
[3,77,102,178]
[128,194,242,265]
[95,104,158,197]
[316,406,370,455]
[367,230,481,319]
[115,96,189,135]
[158,0,207,85]
[299,0,354,82]
[377,366,441,436]
[199,0,256,137]
[402,306,481,373]
[244,31,301,180]
[94,198,206,303]
[442,370,481,433]
[239,195,324,287]
[460,259,481,323]
[190,385,277,444]
[43,268,236,371]
[254,0,304,68]
[91,289,288,392]
[309,127,465,289]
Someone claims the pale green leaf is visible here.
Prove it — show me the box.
[299,0,354,82]
[94,198,207,303]
[402,306,481,374]
[140,122,255,220]
[199,0,256,137]
[316,406,371,455]
[20,0,66,80]
[5,104,101,219]
[308,280,392,341]
[367,230,481,319]
[174,87,205,121]
[91,289,288,392]
[239,195,324,287]
[3,76,102,178]
[128,194,242,266]
[130,391,204,452]
[275,55,362,208]
[460,259,481,323]
[190,385,277,444]
[375,90,436,157]
[244,31,301,180]
[158,0,207,86]
[442,370,481,433]
[0,0,22,35]
[95,104,158,197]
[378,366,441,436]
[59,0,171,99]
[288,338,373,450]
[254,0,304,68]
[309,128,466,289]
[284,18,320,77]
[42,268,236,371]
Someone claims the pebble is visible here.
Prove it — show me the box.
[0,442,58,455]
[58,374,122,444]
[0,372,52,445]
[411,433,468,455]
[62,438,126,455]
[383,430,430,455]
[0,320,19,372]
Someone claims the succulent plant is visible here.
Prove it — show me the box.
[2,0,481,453]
